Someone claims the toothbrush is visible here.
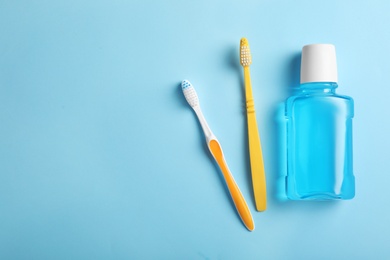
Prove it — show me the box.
[240,38,267,212]
[181,80,255,231]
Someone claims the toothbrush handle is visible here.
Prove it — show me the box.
[244,67,267,212]
[247,109,267,211]
[208,139,255,231]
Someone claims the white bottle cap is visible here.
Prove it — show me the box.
[300,44,338,84]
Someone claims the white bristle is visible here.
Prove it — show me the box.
[182,80,199,107]
[240,45,252,66]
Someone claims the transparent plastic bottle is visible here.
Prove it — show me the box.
[285,44,355,200]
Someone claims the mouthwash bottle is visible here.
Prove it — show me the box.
[285,44,355,200]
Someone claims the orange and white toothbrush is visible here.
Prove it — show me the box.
[240,38,267,211]
[181,79,255,231]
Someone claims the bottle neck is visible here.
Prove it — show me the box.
[299,82,338,94]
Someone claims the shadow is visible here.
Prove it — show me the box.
[267,53,301,205]
[272,103,288,202]
[226,46,244,95]
[177,81,240,222]
[177,81,208,147]
[175,82,189,108]
[271,53,302,204]
[225,46,255,210]
[286,53,302,93]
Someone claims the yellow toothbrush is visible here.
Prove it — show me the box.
[181,80,255,231]
[240,38,267,211]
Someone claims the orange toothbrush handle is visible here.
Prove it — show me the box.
[208,139,255,231]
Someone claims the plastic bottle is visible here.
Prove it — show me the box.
[285,44,355,200]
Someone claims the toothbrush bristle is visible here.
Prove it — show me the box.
[240,38,252,67]
[181,80,199,107]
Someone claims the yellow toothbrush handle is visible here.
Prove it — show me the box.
[244,67,267,212]
[208,139,255,231]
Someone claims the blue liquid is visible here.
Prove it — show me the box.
[285,82,355,200]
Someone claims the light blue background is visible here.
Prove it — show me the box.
[0,0,389,259]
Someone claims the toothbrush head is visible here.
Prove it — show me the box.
[182,80,199,107]
[240,37,252,67]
